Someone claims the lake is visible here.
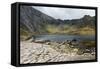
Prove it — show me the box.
[34,34,95,42]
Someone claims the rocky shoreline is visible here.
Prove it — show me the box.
[20,41,95,64]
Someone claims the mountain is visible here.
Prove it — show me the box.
[20,6,60,35]
[20,6,95,36]
[63,15,95,28]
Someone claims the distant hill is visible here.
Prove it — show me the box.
[63,15,95,28]
[20,6,95,36]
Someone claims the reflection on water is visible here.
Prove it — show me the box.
[35,34,95,42]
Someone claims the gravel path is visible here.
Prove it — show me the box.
[20,41,95,64]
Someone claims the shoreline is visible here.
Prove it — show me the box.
[20,41,95,64]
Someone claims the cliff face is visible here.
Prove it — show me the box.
[20,6,95,36]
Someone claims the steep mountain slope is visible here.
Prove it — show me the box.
[20,6,60,35]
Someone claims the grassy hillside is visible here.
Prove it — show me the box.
[45,24,95,35]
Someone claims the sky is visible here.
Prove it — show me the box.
[32,6,95,20]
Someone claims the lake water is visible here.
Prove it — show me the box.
[35,34,95,42]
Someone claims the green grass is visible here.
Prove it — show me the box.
[46,24,75,34]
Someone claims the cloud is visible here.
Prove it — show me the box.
[32,6,95,20]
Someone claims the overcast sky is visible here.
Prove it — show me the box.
[32,6,95,20]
